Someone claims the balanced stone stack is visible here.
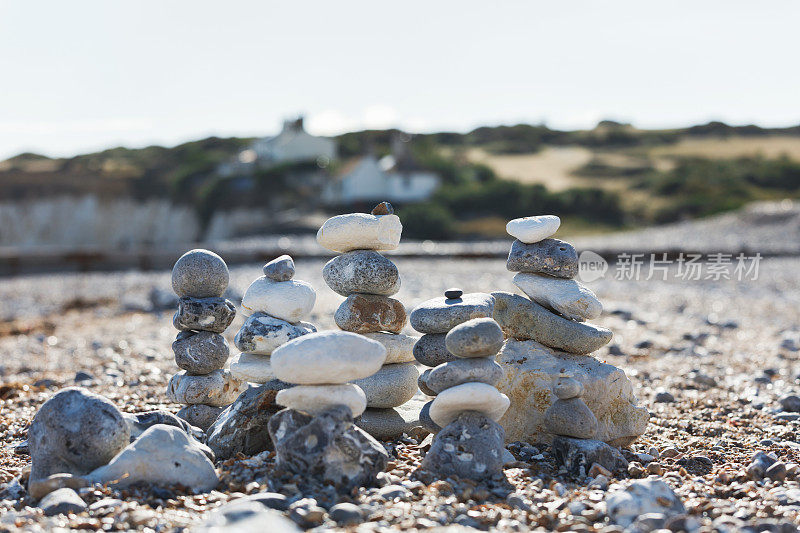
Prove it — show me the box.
[229,254,317,385]
[167,249,246,430]
[410,288,496,431]
[267,331,390,488]
[420,317,511,480]
[492,215,648,447]
[318,202,419,436]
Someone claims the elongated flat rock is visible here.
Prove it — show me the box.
[426,357,504,394]
[506,215,560,244]
[335,294,407,334]
[234,313,316,355]
[492,291,612,355]
[241,277,316,323]
[362,333,417,364]
[506,238,578,278]
[410,293,495,334]
[513,272,602,321]
[429,382,509,427]
[317,213,402,252]
[276,384,367,417]
[351,362,418,408]
[173,297,236,333]
[323,251,400,297]
[271,331,387,385]
[229,353,275,383]
[167,370,245,407]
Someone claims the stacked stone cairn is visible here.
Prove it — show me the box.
[492,215,648,450]
[229,254,317,385]
[318,202,420,436]
[167,249,246,430]
[267,331,390,488]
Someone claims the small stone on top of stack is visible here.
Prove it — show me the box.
[492,215,648,447]
[318,202,421,439]
[167,249,245,430]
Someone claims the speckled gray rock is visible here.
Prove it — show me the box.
[413,334,457,367]
[445,317,505,358]
[409,293,495,334]
[87,425,218,491]
[234,313,317,355]
[334,294,407,334]
[506,238,578,278]
[28,387,130,483]
[492,291,612,355]
[552,435,628,475]
[123,410,205,443]
[38,487,86,515]
[177,404,224,431]
[172,330,230,374]
[421,411,505,480]
[426,358,504,394]
[263,255,295,281]
[323,250,400,297]
[173,297,236,333]
[206,380,291,459]
[268,406,389,489]
[544,397,599,439]
[419,401,441,434]
[172,249,229,298]
[351,362,419,408]
[418,369,436,396]
[355,398,426,440]
[167,369,246,407]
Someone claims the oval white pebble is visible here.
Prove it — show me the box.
[229,353,275,384]
[362,332,418,364]
[241,277,316,323]
[506,215,560,244]
[316,213,402,253]
[271,331,387,385]
[513,272,602,321]
[429,382,510,427]
[276,384,367,417]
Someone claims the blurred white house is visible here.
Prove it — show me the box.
[218,117,440,205]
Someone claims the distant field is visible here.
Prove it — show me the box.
[645,135,800,161]
[466,146,593,191]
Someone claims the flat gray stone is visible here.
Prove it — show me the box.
[544,397,599,439]
[492,291,612,355]
[206,380,291,459]
[173,297,236,333]
[506,238,578,278]
[552,435,628,476]
[334,294,407,334]
[419,401,441,434]
[351,362,419,408]
[123,410,205,443]
[39,487,86,516]
[426,358,504,394]
[445,317,504,358]
[166,369,245,407]
[409,293,495,334]
[28,387,130,483]
[172,330,230,374]
[421,411,505,481]
[172,249,229,298]
[355,398,427,440]
[234,313,316,355]
[418,369,436,396]
[263,255,295,282]
[323,250,400,297]
[413,334,457,367]
[177,404,224,431]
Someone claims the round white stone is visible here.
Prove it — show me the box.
[362,333,418,364]
[316,213,402,253]
[506,215,560,244]
[429,382,510,427]
[229,353,275,384]
[276,384,367,417]
[271,331,387,385]
[240,277,316,323]
[513,272,602,322]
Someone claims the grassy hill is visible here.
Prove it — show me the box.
[4,121,800,239]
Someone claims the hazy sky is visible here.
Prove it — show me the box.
[1,1,798,160]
